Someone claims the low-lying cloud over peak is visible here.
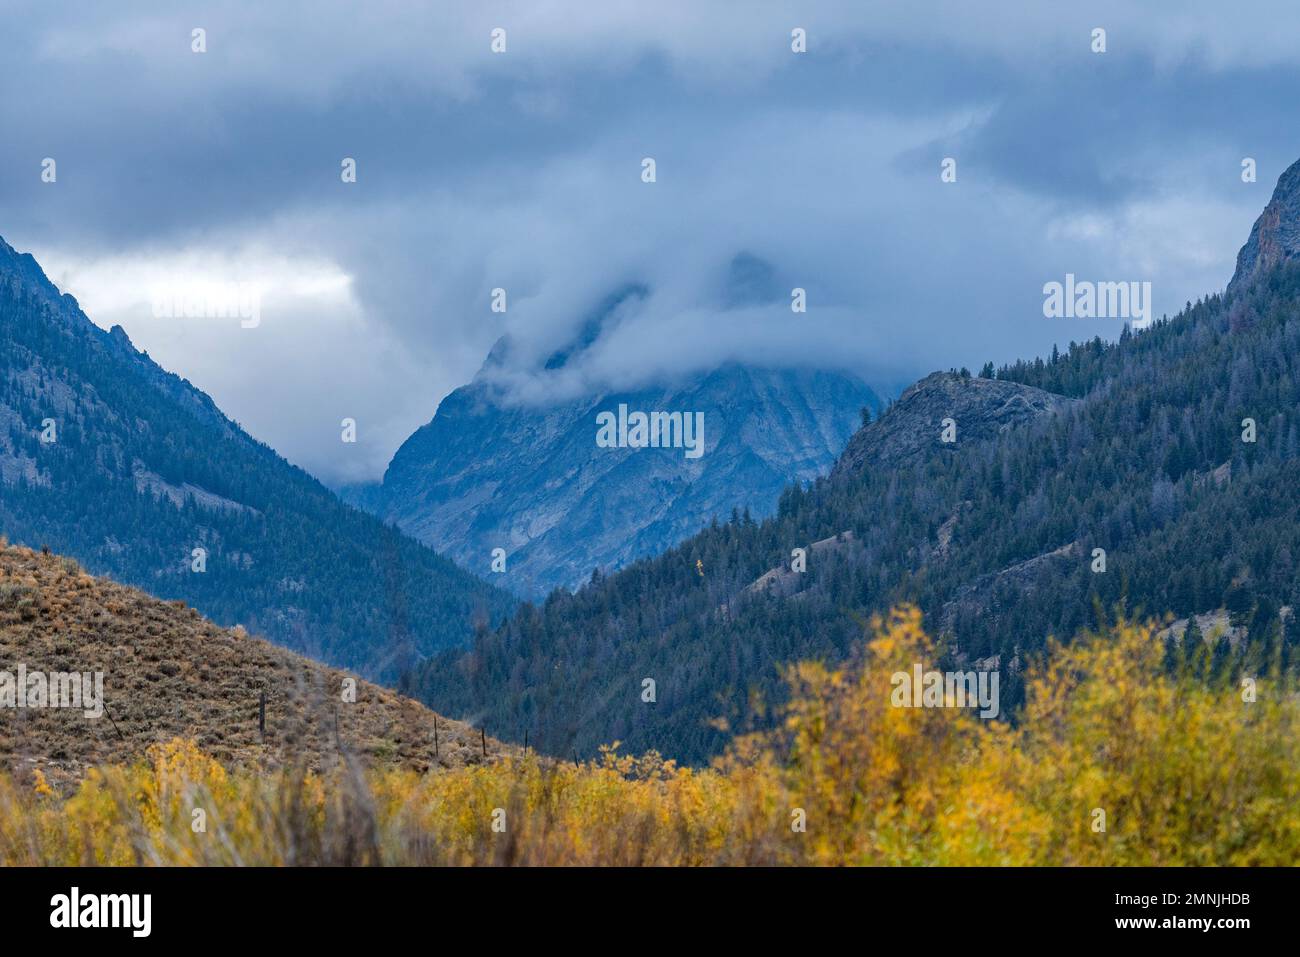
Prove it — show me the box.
[3,1,1294,482]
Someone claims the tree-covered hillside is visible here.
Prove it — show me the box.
[405,261,1300,763]
[0,237,514,680]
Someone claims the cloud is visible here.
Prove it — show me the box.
[1,1,1295,482]
[31,238,434,484]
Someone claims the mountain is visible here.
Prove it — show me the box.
[402,161,1300,764]
[0,236,514,680]
[361,275,879,597]
[1230,156,1300,292]
[0,539,508,793]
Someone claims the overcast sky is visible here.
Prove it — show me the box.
[1,1,1295,484]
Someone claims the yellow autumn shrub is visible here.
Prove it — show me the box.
[1,607,1296,865]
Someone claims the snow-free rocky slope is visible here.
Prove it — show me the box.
[362,273,879,597]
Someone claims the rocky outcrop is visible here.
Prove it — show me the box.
[1230,156,1300,292]
[937,540,1084,634]
[744,530,861,599]
[833,372,1077,478]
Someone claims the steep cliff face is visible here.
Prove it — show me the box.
[374,362,878,596]
[1230,156,1300,292]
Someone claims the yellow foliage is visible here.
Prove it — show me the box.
[31,769,54,797]
[1,607,1297,865]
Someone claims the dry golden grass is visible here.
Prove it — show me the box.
[0,540,510,794]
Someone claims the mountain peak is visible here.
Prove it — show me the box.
[540,284,647,372]
[107,323,135,349]
[722,252,780,307]
[0,234,53,294]
[374,363,879,595]
[0,233,87,327]
[1230,156,1300,292]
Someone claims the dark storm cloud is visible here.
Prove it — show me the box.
[1,1,1296,481]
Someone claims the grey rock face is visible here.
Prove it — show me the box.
[833,371,1078,478]
[373,363,878,596]
[1230,156,1300,292]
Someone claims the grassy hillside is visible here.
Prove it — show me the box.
[0,539,510,794]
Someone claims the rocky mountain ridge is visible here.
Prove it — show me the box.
[362,270,880,596]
